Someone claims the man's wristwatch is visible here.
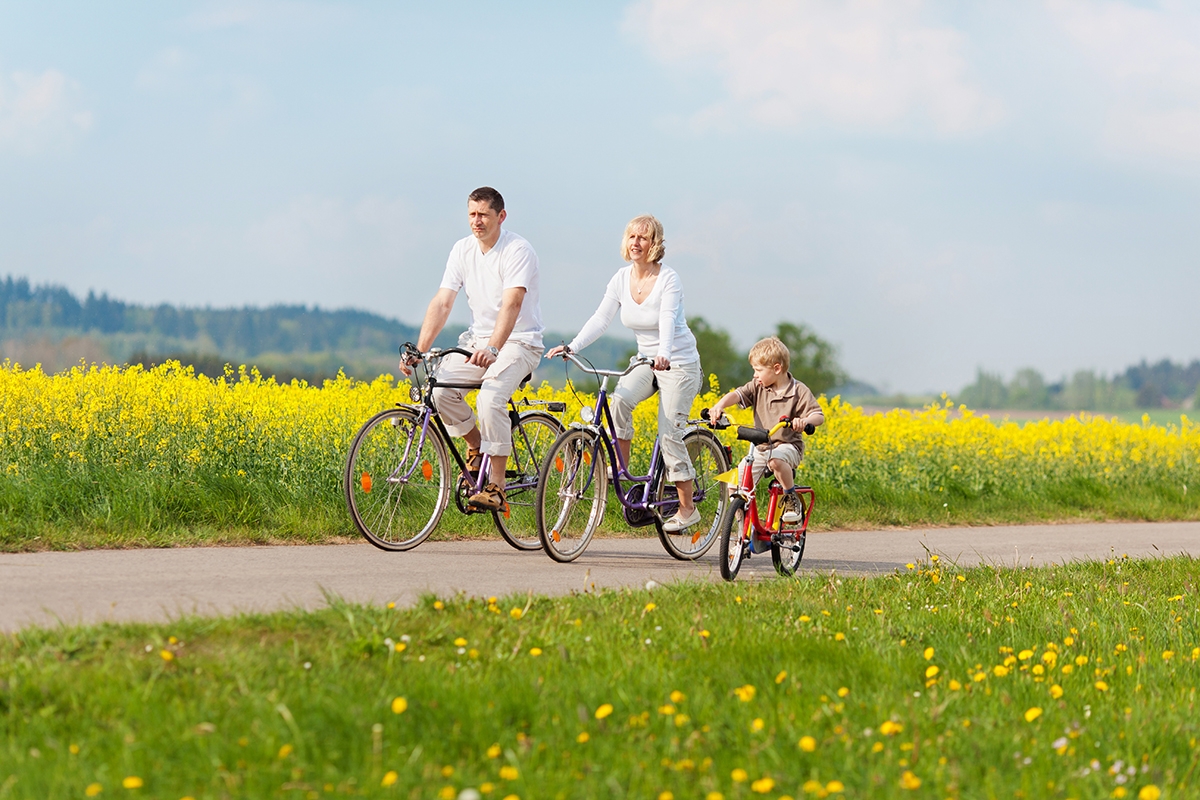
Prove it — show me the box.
[485,346,499,358]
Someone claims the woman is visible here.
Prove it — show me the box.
[545,215,704,532]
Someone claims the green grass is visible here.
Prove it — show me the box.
[5,556,1200,798]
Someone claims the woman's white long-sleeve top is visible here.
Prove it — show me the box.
[567,265,700,364]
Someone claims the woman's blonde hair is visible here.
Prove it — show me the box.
[620,215,665,263]
[748,336,790,372]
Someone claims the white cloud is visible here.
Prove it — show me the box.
[0,69,92,153]
[1050,0,1200,162]
[624,0,1002,136]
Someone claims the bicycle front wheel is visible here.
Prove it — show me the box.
[536,428,608,563]
[655,428,731,560]
[493,411,564,551]
[344,407,450,551]
[772,493,809,576]
[718,497,748,581]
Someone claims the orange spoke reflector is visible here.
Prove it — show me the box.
[360,472,372,492]
[503,503,510,519]
[552,530,561,543]
[691,529,703,544]
[555,456,564,473]
[583,451,591,465]
[422,461,433,481]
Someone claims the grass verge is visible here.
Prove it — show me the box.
[4,556,1199,798]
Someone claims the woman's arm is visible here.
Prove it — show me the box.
[656,269,682,362]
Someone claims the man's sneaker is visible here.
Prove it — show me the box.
[468,482,506,512]
[781,492,803,525]
[662,507,702,532]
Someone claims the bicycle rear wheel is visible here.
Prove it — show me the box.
[772,493,809,576]
[718,497,748,581]
[654,428,730,560]
[493,411,564,551]
[344,407,450,551]
[536,428,608,563]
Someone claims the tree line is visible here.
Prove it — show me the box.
[958,362,1200,411]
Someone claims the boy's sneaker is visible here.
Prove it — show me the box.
[781,492,803,525]
[468,482,507,512]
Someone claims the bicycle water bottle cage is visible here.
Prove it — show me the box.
[737,426,770,445]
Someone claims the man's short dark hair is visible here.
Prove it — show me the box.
[468,186,504,213]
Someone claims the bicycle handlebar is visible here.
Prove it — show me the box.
[559,350,657,378]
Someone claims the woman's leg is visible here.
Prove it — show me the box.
[656,361,703,515]
[610,362,657,472]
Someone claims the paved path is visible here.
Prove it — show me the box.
[2,521,1198,632]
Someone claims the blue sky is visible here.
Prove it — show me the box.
[2,0,1199,393]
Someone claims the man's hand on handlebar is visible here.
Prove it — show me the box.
[468,347,498,368]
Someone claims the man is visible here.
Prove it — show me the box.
[399,187,544,511]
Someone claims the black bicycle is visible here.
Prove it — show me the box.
[344,344,564,551]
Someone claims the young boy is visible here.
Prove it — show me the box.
[706,336,824,524]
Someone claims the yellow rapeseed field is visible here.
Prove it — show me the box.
[2,360,1197,536]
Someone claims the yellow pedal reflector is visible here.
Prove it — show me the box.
[552,529,561,542]
[555,456,564,473]
[421,461,433,480]
[714,468,738,485]
[360,472,372,492]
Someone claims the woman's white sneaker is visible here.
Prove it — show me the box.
[662,507,702,532]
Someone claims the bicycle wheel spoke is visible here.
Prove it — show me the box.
[536,429,607,562]
[655,429,730,560]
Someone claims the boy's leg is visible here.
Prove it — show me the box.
[767,445,804,524]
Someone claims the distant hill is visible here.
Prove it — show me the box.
[0,275,633,384]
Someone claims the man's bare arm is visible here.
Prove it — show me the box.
[469,286,526,367]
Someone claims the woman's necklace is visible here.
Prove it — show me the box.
[631,266,658,301]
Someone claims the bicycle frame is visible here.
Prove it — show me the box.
[559,353,712,526]
[727,455,815,549]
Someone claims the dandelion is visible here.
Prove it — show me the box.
[775,670,788,684]
[499,766,519,781]
[1095,681,1110,692]
[1162,650,1174,661]
[658,792,673,800]
[395,642,407,653]
[879,720,903,736]
[487,744,502,758]
[926,665,939,678]
[899,770,922,790]
[731,769,748,782]
[750,718,765,732]
[595,703,613,719]
[159,650,174,662]
[734,685,757,702]
[1050,684,1064,699]
[872,742,885,753]
[122,777,144,789]
[577,732,589,743]
[670,690,685,702]
[381,771,398,787]
[835,632,846,641]
[391,697,408,714]
[798,735,817,752]
[433,601,444,611]
[529,647,542,657]
[86,784,103,797]
[454,638,467,647]
[1024,707,1043,722]
[827,780,845,793]
[644,602,657,612]
[278,744,294,759]
[750,777,775,793]
[803,779,824,793]
[706,794,724,800]
[993,665,1010,677]
[1138,786,1162,800]
[924,647,935,660]
[837,686,849,697]
[509,608,523,619]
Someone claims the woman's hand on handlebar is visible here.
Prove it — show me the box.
[652,355,671,371]
[545,345,571,360]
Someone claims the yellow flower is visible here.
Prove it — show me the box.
[1018,649,1034,660]
[750,777,775,793]
[734,684,757,702]
[86,784,103,797]
[731,768,749,782]
[1024,707,1043,722]
[433,601,444,610]
[899,770,922,790]
[391,697,408,714]
[993,665,1009,677]
[1050,684,1064,699]
[925,665,939,678]
[438,788,455,800]
[441,766,454,778]
[657,793,673,800]
[706,794,725,800]
[644,602,657,612]
[798,615,811,622]
[159,650,174,662]
[499,766,519,780]
[454,637,467,646]
[837,686,849,697]
[923,647,934,660]
[803,779,824,793]
[798,735,817,752]
[395,642,407,653]
[122,777,144,789]
[948,679,962,691]
[576,732,589,743]
[670,690,685,702]
[487,744,502,758]
[381,771,398,787]
[529,647,542,657]
[871,741,884,753]
[278,744,293,759]
[834,632,846,641]
[879,720,903,736]
[826,780,845,793]
[509,607,523,619]
[595,703,614,719]
[1138,786,1162,800]
[775,670,788,684]
[1095,680,1110,692]
[750,718,764,732]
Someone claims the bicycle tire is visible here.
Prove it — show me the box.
[654,428,730,560]
[493,411,564,551]
[771,496,808,576]
[535,428,608,563]
[718,497,748,581]
[344,407,451,551]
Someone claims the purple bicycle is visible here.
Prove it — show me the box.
[534,352,731,563]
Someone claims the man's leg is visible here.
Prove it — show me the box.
[469,342,542,509]
[431,351,486,474]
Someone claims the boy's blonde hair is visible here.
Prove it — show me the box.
[748,336,790,372]
[620,215,666,263]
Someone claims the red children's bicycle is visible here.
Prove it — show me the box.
[714,416,815,581]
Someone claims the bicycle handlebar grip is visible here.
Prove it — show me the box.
[804,423,815,435]
[736,425,770,445]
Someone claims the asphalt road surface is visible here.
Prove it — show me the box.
[3,521,1199,632]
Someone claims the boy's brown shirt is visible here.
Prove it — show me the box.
[732,374,824,454]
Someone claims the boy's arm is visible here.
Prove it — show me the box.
[790,386,825,431]
[706,389,742,424]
